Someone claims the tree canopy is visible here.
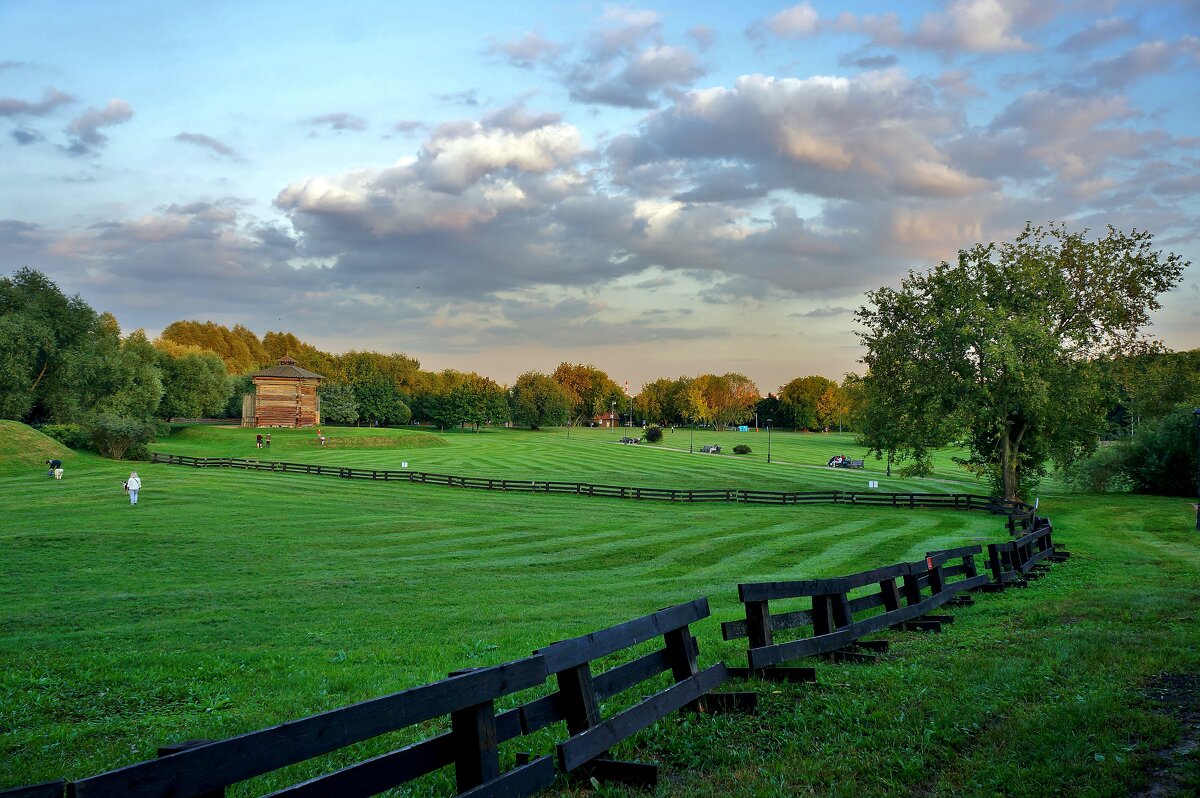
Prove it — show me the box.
[856,223,1187,499]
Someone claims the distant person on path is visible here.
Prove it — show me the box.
[265,433,271,448]
[256,433,263,449]
[46,459,62,476]
[125,472,142,505]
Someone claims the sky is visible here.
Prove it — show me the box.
[2,1,1198,393]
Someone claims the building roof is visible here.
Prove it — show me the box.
[250,356,325,380]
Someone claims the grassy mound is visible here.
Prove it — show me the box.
[0,420,75,469]
[153,424,447,456]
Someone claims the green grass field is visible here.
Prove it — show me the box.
[2,421,1197,796]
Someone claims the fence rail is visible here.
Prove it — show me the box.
[149,454,1039,523]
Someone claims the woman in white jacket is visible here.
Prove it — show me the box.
[126,472,142,505]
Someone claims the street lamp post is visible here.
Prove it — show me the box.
[629,394,633,430]
[611,401,616,434]
[767,418,773,464]
[689,418,694,454]
[1193,408,1200,531]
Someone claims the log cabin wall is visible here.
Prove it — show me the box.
[252,376,321,427]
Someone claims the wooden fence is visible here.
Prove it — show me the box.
[12,600,752,798]
[984,518,1070,587]
[722,545,989,676]
[149,454,1039,523]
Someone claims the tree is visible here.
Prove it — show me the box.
[155,341,230,419]
[318,383,360,425]
[52,318,163,421]
[551,363,623,424]
[510,371,570,429]
[857,222,1187,499]
[0,268,98,421]
[685,373,759,429]
[428,374,508,430]
[354,379,410,426]
[780,375,837,430]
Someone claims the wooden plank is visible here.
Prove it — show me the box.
[748,590,954,668]
[738,560,912,602]
[721,607,811,641]
[594,648,672,701]
[455,756,556,798]
[537,599,709,673]
[578,759,659,789]
[261,733,456,797]
[70,656,546,798]
[0,782,65,798]
[557,664,728,772]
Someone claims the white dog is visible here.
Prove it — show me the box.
[53,468,64,480]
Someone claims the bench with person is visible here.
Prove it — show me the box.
[700,445,721,454]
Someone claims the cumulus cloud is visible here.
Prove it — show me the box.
[1088,40,1179,87]
[0,87,74,117]
[845,0,1043,57]
[766,4,820,38]
[495,7,705,109]
[609,71,991,203]
[489,31,560,68]
[12,128,43,145]
[64,98,132,154]
[174,132,240,160]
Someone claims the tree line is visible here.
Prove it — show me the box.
[4,219,1194,501]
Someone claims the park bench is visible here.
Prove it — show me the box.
[721,546,989,677]
[618,436,641,444]
[699,445,720,454]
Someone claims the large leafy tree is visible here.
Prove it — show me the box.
[155,340,230,419]
[53,316,163,420]
[551,363,623,423]
[779,375,838,430]
[0,268,98,421]
[317,383,360,425]
[857,223,1187,499]
[510,371,570,429]
[685,373,759,429]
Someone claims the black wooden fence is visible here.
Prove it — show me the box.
[149,453,1039,524]
[20,600,751,798]
[721,545,989,676]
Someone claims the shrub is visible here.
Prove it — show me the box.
[644,425,663,443]
[1067,444,1133,493]
[38,423,92,451]
[733,444,752,455]
[84,414,164,461]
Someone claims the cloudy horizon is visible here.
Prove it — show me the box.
[2,0,1197,392]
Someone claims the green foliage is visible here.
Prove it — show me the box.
[0,268,99,422]
[732,444,751,455]
[317,383,360,425]
[509,371,570,429]
[1114,406,1200,496]
[858,223,1187,499]
[156,346,229,419]
[223,374,254,418]
[353,380,411,426]
[84,414,163,460]
[685,373,759,429]
[643,424,663,443]
[426,375,508,430]
[551,362,624,423]
[37,423,92,451]
[780,375,837,430]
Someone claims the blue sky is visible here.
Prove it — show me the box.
[2,1,1197,391]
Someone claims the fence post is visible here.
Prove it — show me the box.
[743,600,773,649]
[156,740,225,798]
[450,699,501,792]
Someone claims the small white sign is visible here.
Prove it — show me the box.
[868,480,879,488]
[402,462,408,468]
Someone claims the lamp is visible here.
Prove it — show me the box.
[767,418,773,464]
[1193,408,1200,532]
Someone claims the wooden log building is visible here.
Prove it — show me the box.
[242,356,324,428]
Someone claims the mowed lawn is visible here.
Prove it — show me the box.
[2,422,1197,796]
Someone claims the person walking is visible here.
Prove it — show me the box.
[265,433,271,448]
[125,471,142,505]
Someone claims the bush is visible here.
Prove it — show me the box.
[643,425,663,443]
[733,444,752,455]
[1067,444,1133,492]
[38,423,93,451]
[1121,406,1199,496]
[84,414,164,460]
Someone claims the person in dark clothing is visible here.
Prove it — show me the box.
[46,459,62,476]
